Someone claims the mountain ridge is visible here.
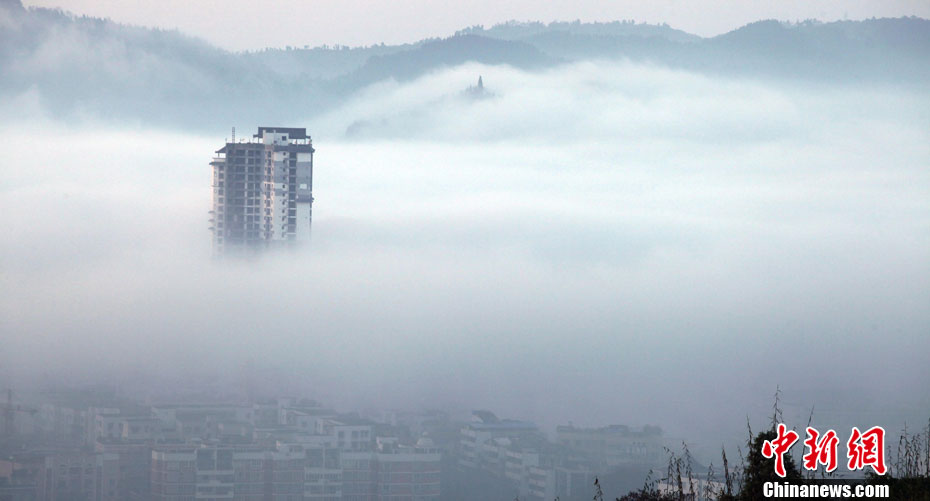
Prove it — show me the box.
[1,1,927,129]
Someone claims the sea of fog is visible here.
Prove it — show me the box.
[2,61,928,459]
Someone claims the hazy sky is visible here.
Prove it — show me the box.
[21,0,930,51]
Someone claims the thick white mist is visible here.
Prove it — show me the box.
[1,61,928,459]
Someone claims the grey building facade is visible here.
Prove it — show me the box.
[210,127,314,254]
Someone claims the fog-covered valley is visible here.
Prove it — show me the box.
[1,0,929,490]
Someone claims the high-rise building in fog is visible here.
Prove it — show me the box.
[210,127,314,254]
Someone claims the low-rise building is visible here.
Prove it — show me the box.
[317,419,373,453]
[555,424,664,470]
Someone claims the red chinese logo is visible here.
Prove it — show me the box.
[847,426,887,475]
[803,427,839,472]
[761,423,799,477]
[763,424,887,476]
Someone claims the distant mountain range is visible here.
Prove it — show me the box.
[1,0,927,129]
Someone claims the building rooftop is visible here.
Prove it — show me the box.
[254,126,307,139]
[468,420,537,431]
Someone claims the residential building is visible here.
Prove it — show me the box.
[35,449,121,501]
[211,127,314,254]
[316,419,373,453]
[555,424,664,470]
[341,437,441,501]
[458,411,540,470]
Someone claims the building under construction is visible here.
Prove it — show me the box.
[210,127,314,254]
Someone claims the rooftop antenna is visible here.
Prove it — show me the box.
[231,126,236,143]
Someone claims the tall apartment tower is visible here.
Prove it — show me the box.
[210,127,314,254]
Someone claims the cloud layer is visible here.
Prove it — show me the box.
[2,61,928,457]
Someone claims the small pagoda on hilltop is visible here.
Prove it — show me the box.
[463,75,493,99]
